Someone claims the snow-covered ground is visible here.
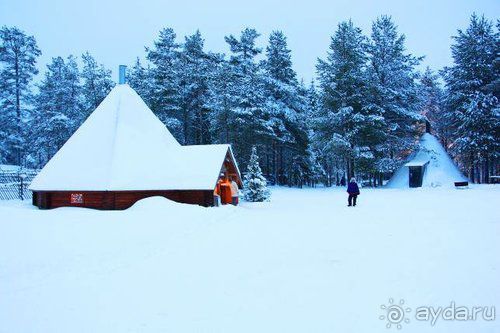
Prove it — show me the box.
[1,186,499,333]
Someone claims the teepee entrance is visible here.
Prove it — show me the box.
[408,163,428,187]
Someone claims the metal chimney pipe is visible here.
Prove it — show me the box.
[119,65,127,84]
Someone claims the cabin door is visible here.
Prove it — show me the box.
[220,184,232,204]
[409,166,423,188]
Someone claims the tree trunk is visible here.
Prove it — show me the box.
[469,152,475,183]
[349,158,355,179]
[15,52,21,166]
[273,141,278,185]
[484,156,490,184]
[345,159,350,182]
[278,145,283,185]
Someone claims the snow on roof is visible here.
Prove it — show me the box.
[404,160,429,167]
[30,84,238,191]
[386,133,467,188]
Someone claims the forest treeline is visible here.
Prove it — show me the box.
[0,14,498,185]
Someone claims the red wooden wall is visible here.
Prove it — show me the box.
[32,190,214,210]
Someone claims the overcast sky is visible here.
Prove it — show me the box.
[1,0,498,83]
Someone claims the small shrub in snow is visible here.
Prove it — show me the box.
[243,146,271,202]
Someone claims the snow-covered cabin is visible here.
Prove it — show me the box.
[386,133,467,188]
[30,84,242,209]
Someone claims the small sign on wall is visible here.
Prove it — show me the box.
[70,193,84,204]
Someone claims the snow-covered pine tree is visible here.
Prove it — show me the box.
[28,56,82,168]
[316,20,384,181]
[222,28,267,165]
[262,30,309,186]
[303,80,326,185]
[207,59,236,144]
[81,52,114,119]
[178,30,217,144]
[243,146,271,202]
[365,15,423,179]
[306,80,319,119]
[128,57,155,106]
[419,67,450,146]
[0,26,41,165]
[264,30,296,84]
[442,14,499,183]
[146,28,182,138]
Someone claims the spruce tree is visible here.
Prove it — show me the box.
[262,30,307,185]
[178,31,217,144]
[304,80,327,186]
[222,28,267,164]
[0,26,41,165]
[366,15,423,177]
[264,31,296,84]
[28,56,82,167]
[442,14,499,183]
[419,67,449,145]
[128,57,155,106]
[243,146,271,202]
[208,59,236,144]
[316,20,383,180]
[146,28,182,137]
[81,52,114,118]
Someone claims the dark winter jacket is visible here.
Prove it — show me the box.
[347,182,360,195]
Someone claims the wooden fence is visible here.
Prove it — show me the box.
[0,170,38,200]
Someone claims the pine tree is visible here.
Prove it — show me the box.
[0,26,41,165]
[316,20,384,180]
[442,14,499,183]
[28,56,82,168]
[225,28,262,75]
[128,57,155,106]
[208,59,235,144]
[221,28,267,164]
[178,31,217,144]
[262,30,307,185]
[304,80,327,186]
[146,28,182,137]
[366,15,423,177]
[419,67,449,145]
[81,52,114,119]
[264,31,296,84]
[243,146,271,202]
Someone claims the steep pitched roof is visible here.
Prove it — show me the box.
[30,85,240,191]
[386,133,467,188]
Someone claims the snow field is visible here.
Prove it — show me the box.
[0,186,499,332]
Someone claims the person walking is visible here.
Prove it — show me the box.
[347,177,360,207]
[230,176,239,206]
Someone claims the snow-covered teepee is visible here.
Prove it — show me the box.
[386,133,467,188]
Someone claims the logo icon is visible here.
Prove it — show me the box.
[379,298,411,329]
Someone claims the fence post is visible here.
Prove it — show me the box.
[19,173,26,201]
